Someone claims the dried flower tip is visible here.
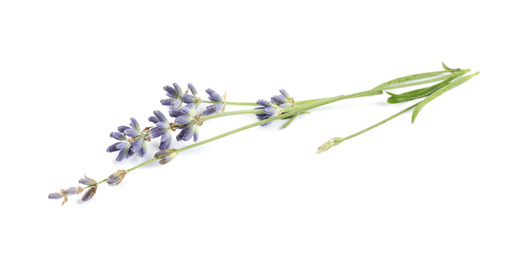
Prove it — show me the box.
[81,186,97,202]
[155,149,178,165]
[317,137,344,154]
[65,186,84,195]
[107,170,127,186]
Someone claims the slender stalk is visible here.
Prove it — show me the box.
[343,103,418,141]
[201,100,256,106]
[316,103,418,153]
[199,109,263,121]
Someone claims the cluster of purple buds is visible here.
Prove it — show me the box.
[181,83,201,105]
[271,89,295,108]
[255,89,294,125]
[161,83,183,109]
[170,103,200,142]
[203,88,225,115]
[107,118,150,161]
[148,110,175,150]
[106,83,225,161]
[48,175,98,205]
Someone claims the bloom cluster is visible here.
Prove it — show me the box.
[48,83,232,205]
[49,84,295,205]
[255,89,295,125]
[106,83,227,161]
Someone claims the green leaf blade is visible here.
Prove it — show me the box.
[411,72,479,123]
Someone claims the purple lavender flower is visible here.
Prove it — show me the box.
[106,131,132,161]
[181,83,201,105]
[255,99,280,125]
[125,118,147,157]
[148,110,173,149]
[48,192,64,199]
[160,83,183,109]
[171,104,200,142]
[107,118,147,161]
[203,88,225,115]
[271,89,294,108]
[79,175,97,186]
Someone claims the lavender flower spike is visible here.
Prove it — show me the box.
[148,110,173,150]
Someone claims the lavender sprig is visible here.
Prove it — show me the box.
[49,63,478,205]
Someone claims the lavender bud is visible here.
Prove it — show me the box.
[257,99,273,107]
[155,149,178,165]
[148,116,159,124]
[110,132,127,141]
[181,94,198,104]
[107,170,127,186]
[48,192,64,199]
[187,83,198,95]
[79,176,96,185]
[271,95,288,104]
[65,186,84,195]
[279,89,291,99]
[117,125,131,133]
[81,187,97,202]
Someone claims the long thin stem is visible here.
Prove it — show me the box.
[201,100,256,106]
[343,103,418,141]
[316,103,419,153]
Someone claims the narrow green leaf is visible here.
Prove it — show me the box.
[411,72,479,123]
[386,70,468,104]
[281,114,298,129]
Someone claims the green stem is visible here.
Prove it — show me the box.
[201,100,256,106]
[317,103,418,153]
[343,103,418,141]
[199,109,263,121]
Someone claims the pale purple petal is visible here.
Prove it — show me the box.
[154,110,168,123]
[175,115,193,125]
[187,83,198,95]
[129,118,141,131]
[160,132,172,150]
[124,128,140,137]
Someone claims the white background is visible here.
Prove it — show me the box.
[1,0,526,259]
